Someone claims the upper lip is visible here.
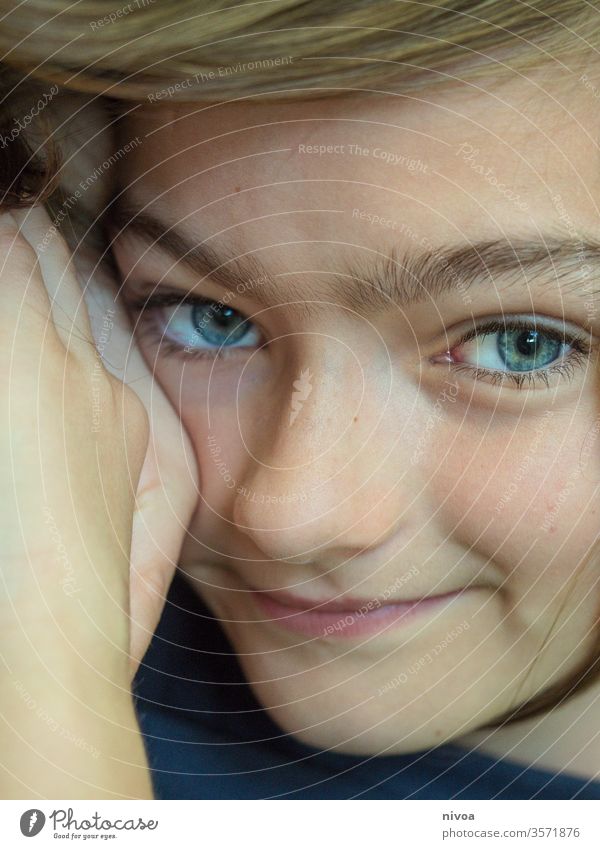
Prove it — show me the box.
[249,586,464,613]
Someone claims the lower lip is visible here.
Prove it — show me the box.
[251,590,463,638]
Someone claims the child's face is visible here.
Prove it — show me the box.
[113,70,600,754]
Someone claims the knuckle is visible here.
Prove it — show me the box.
[123,386,150,438]
[107,375,150,440]
[0,230,38,276]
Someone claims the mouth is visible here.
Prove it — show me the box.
[250,587,468,639]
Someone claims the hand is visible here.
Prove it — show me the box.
[0,205,154,796]
[23,94,199,673]
[1,206,148,652]
[79,243,198,674]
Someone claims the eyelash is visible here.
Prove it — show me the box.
[127,293,594,389]
[126,292,259,362]
[444,317,593,390]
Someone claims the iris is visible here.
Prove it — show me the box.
[497,329,561,371]
[191,301,250,346]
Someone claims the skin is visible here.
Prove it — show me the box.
[109,66,600,771]
[0,208,153,797]
[0,101,196,797]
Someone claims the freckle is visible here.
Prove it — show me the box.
[353,416,358,423]
[234,186,241,192]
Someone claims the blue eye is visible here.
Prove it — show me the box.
[441,315,594,390]
[497,328,562,371]
[159,298,262,351]
[455,321,570,374]
[191,301,252,346]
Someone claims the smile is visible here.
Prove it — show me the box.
[250,587,467,638]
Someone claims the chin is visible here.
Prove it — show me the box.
[236,656,488,756]
[248,684,456,755]
[218,604,516,756]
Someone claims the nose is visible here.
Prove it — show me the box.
[232,344,412,562]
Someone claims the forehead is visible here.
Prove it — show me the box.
[120,75,600,252]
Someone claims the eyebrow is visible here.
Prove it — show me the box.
[108,201,600,315]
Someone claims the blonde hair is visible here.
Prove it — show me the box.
[0,0,596,100]
[1,0,596,206]
[1,0,599,727]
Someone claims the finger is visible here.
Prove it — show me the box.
[0,210,58,349]
[11,205,95,354]
[72,247,199,671]
[77,254,133,382]
[128,396,198,672]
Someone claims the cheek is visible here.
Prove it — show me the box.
[177,395,248,513]
[425,418,600,597]
[149,359,247,497]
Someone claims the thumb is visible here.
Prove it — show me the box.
[129,417,198,674]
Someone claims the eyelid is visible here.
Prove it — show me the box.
[452,316,591,352]
[126,289,264,362]
[124,290,222,312]
[121,278,266,319]
[430,312,596,391]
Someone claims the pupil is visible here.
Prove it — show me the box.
[214,305,235,326]
[192,301,248,346]
[516,330,538,356]
[497,328,561,372]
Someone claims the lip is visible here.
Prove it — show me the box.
[250,587,467,638]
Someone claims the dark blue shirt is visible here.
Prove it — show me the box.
[133,573,600,800]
